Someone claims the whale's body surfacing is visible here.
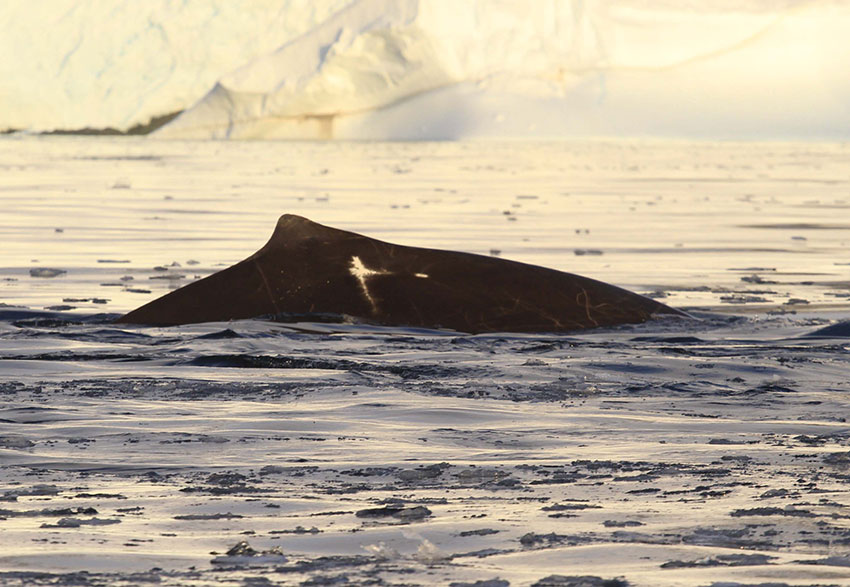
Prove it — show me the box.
[116,215,685,332]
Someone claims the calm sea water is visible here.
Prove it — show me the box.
[1,137,849,586]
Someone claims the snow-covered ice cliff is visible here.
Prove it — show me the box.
[3,0,849,139]
[0,0,346,133]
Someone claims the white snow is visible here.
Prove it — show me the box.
[3,0,850,139]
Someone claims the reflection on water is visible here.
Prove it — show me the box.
[1,137,849,315]
[1,137,850,586]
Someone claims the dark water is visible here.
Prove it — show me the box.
[2,306,850,586]
[3,137,850,585]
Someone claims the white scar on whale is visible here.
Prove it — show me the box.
[349,256,389,313]
[349,256,428,313]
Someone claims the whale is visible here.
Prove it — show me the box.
[116,214,686,332]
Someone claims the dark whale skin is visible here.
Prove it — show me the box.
[116,214,686,333]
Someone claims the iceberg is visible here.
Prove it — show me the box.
[2,0,849,139]
[0,0,347,133]
[156,0,850,140]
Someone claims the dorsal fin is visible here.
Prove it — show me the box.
[117,215,687,332]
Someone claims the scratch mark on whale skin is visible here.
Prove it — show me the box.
[349,256,390,315]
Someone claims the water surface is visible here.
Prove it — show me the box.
[1,137,850,586]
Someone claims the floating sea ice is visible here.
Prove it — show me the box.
[1,485,60,501]
[362,541,400,560]
[785,298,810,306]
[355,505,432,522]
[412,537,446,563]
[0,435,35,448]
[805,556,850,568]
[29,268,66,278]
[174,512,243,520]
[41,517,121,528]
[149,274,186,281]
[211,541,287,565]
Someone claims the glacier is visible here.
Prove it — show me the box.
[3,0,850,139]
[0,0,347,133]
